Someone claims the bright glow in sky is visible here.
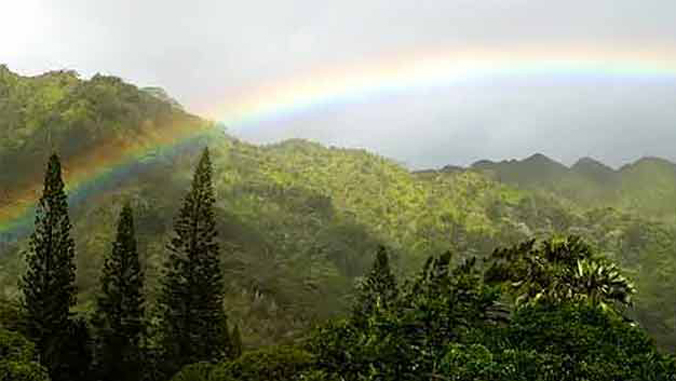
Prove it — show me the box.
[1,1,43,59]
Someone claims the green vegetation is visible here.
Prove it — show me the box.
[20,154,78,381]
[157,148,232,377]
[485,236,635,309]
[299,242,675,380]
[351,245,398,327]
[0,328,49,381]
[0,64,207,209]
[92,203,145,381]
[2,66,676,379]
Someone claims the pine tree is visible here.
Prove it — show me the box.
[352,245,399,325]
[158,147,230,377]
[93,204,145,381]
[20,154,77,381]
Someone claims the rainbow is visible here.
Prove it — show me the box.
[3,45,676,241]
[205,45,676,127]
[0,120,216,241]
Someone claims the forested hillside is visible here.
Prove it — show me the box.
[0,64,209,237]
[2,65,676,366]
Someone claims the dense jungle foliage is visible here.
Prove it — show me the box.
[2,67,676,379]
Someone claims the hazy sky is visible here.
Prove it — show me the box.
[2,0,676,169]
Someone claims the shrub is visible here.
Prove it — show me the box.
[211,345,313,381]
[171,362,217,381]
[0,361,50,381]
[0,328,49,381]
[0,328,36,363]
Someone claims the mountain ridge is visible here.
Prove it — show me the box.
[416,153,676,220]
[417,154,676,174]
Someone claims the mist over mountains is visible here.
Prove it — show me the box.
[427,152,675,180]
[417,153,676,220]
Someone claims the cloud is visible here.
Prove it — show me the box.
[2,0,676,168]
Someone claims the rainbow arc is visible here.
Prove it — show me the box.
[3,46,676,237]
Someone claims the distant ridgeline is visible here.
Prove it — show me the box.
[416,153,676,221]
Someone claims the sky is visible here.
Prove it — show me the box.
[2,0,676,169]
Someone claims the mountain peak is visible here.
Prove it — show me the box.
[575,156,599,165]
[523,153,561,166]
[441,164,465,173]
[634,156,675,166]
[470,159,496,168]
[520,153,569,174]
[571,156,617,183]
[572,157,612,171]
[619,157,676,174]
[527,153,549,160]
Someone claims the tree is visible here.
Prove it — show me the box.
[494,302,676,381]
[0,328,50,381]
[351,245,398,326]
[0,296,26,333]
[396,253,500,374]
[93,204,145,381]
[309,249,674,381]
[309,252,501,381]
[209,345,313,381]
[20,154,77,381]
[158,148,230,377]
[485,236,635,311]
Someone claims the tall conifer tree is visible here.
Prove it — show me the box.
[158,147,230,377]
[20,154,77,381]
[93,204,145,381]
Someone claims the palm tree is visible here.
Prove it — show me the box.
[572,259,635,310]
[486,236,635,311]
